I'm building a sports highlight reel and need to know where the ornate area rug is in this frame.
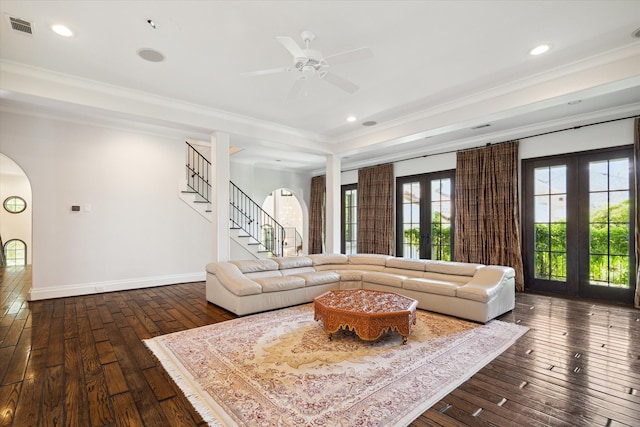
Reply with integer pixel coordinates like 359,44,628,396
144,304,528,426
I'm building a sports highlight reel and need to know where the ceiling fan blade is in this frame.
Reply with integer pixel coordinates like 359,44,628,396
323,47,373,65
276,36,305,58
286,78,306,100
322,72,359,94
241,67,290,77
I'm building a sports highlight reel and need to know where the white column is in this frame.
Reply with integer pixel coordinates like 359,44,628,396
211,131,230,262
325,154,341,254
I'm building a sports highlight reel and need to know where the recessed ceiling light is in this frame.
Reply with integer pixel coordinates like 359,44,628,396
137,48,165,62
51,24,73,37
346,116,357,122
530,44,551,56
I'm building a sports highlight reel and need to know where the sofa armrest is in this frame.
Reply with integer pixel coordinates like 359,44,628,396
456,266,515,302
469,266,515,285
206,262,262,296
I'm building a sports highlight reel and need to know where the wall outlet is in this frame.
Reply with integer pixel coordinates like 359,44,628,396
95,285,105,292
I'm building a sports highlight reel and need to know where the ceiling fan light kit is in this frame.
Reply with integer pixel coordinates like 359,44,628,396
242,30,373,98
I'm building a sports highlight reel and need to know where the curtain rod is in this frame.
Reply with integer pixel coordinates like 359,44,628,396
340,114,639,173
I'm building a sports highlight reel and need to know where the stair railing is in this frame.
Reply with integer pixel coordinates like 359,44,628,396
184,141,294,257
230,182,286,257
283,227,303,256
185,142,211,203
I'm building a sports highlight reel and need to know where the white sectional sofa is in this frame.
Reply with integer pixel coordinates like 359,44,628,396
205,253,516,323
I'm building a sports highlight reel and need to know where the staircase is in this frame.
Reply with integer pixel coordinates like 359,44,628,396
180,141,295,259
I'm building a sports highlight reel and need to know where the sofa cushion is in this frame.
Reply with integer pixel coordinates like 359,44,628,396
385,258,428,271
362,272,406,288
307,254,349,266
230,259,279,273
336,270,363,281
280,266,316,276
318,263,385,272
422,272,473,285
383,267,424,278
294,271,341,287
272,256,313,269
402,278,460,297
244,270,283,280
348,254,391,266
424,261,484,276
254,276,305,293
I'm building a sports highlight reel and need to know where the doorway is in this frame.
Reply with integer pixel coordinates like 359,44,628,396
262,188,304,256
522,146,636,304
0,154,32,267
395,171,455,260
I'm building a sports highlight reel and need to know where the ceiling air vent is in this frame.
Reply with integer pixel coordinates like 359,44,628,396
9,16,33,35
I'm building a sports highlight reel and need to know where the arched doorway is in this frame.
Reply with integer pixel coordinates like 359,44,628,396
262,188,304,256
0,154,32,267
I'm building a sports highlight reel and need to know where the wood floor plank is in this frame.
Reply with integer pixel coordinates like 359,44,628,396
2,266,639,427
41,365,64,427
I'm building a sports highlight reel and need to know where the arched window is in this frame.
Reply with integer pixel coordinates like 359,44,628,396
4,239,27,266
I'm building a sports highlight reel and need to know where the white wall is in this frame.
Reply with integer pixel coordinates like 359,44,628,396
0,111,213,300
342,118,634,182
0,164,32,264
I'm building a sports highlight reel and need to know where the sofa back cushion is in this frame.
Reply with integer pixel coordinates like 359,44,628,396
424,261,484,276
307,254,348,266
422,272,472,285
245,270,283,280
383,267,424,278
272,256,313,269
348,254,391,266
385,258,429,271
230,259,279,273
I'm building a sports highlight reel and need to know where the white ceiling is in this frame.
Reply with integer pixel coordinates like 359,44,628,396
1,1,639,173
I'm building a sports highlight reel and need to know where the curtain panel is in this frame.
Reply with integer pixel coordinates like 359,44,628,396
357,163,394,255
634,118,639,308
454,141,525,291
309,175,325,254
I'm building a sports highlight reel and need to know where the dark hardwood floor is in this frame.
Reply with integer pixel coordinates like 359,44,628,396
1,266,638,426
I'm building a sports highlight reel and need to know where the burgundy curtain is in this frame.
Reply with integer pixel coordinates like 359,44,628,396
454,141,525,291
308,175,325,254
634,118,639,308
357,164,394,255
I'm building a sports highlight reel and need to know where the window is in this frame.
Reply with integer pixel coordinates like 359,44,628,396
4,239,26,266
3,196,26,214
523,146,636,304
341,184,357,254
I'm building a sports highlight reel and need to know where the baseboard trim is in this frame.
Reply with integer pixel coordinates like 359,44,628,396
27,272,206,301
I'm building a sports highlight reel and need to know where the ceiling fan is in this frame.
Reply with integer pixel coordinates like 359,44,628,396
241,30,373,99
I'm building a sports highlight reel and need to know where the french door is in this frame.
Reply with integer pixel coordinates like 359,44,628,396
523,147,636,304
396,171,455,260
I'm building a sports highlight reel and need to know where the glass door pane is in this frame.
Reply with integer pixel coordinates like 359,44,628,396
533,165,567,282
401,181,421,258
587,159,631,289
430,178,452,261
